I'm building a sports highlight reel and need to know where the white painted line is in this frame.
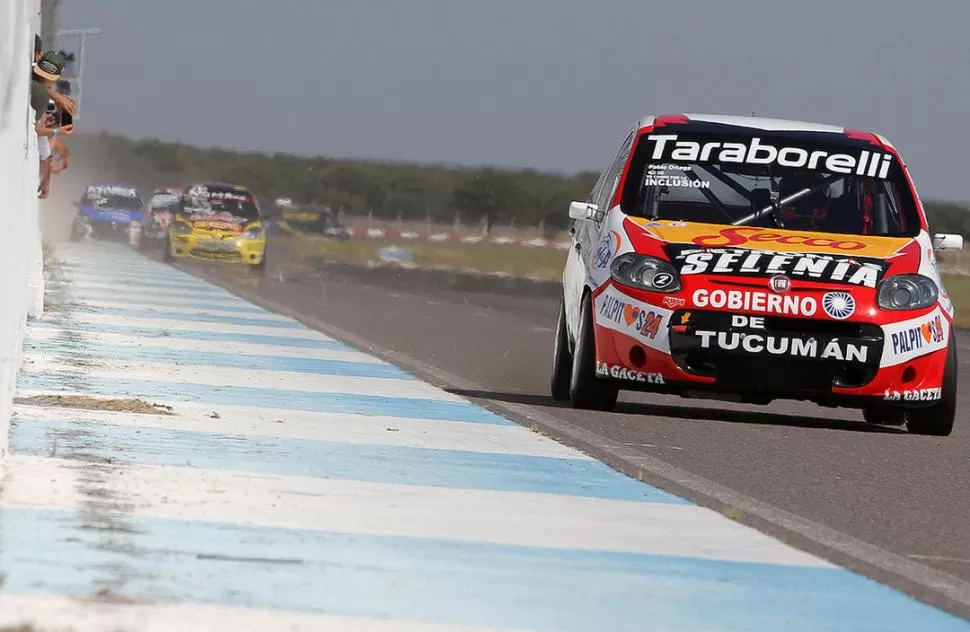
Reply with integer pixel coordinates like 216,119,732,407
25,327,383,364
21,357,456,401
0,594,506,632
36,312,332,339
66,298,297,323
66,268,210,282
11,402,587,459
56,257,167,270
1,455,833,567
52,284,243,305
909,554,970,564
67,291,262,309
51,280,231,299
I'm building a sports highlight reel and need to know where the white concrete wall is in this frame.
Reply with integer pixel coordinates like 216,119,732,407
0,0,44,469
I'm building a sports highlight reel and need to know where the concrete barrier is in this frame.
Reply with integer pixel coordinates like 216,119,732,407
0,0,43,469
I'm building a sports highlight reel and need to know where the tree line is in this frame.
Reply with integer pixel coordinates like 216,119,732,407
71,132,970,238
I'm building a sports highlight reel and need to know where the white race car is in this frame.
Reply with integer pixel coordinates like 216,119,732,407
550,113,964,435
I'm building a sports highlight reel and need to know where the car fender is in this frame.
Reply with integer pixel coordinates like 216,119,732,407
913,230,954,318
562,234,586,341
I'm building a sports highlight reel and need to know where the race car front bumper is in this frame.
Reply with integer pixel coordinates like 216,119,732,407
592,285,950,409
170,233,265,265
75,213,137,240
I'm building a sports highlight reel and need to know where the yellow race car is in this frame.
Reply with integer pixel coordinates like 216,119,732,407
164,182,267,273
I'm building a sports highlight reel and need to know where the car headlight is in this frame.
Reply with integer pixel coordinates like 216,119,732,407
242,227,264,240
609,253,681,293
877,274,939,310
173,221,193,234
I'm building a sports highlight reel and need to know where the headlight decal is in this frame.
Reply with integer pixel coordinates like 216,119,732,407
173,221,194,234
242,226,264,240
876,274,939,311
610,253,682,293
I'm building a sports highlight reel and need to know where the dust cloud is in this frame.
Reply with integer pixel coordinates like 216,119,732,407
38,139,142,244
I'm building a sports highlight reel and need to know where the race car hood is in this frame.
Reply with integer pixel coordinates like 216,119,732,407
617,216,923,288
282,207,323,221
175,211,261,235
624,217,913,259
578,211,943,326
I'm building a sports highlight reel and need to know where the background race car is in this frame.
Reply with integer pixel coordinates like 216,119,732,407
137,187,182,251
271,199,350,239
164,182,267,273
70,182,146,242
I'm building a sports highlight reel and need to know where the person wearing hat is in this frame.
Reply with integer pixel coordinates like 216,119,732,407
31,52,76,198
32,51,76,117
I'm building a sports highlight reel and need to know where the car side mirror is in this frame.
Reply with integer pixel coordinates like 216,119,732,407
569,201,600,222
933,233,964,251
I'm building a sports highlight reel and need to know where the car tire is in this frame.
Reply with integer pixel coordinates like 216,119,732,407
550,295,573,401
906,338,958,436
569,293,618,411
69,216,84,242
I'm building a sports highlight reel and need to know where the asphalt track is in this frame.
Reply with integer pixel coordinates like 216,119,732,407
151,245,970,620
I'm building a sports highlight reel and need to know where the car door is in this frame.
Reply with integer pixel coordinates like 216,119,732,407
563,128,636,337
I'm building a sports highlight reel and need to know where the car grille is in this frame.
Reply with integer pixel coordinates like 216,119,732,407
669,310,884,390
190,249,243,262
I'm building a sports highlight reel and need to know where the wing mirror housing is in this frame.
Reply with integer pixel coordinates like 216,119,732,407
933,233,964,251
569,201,600,222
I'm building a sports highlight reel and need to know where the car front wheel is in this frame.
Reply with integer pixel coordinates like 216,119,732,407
550,296,572,400
569,293,618,411
907,338,958,436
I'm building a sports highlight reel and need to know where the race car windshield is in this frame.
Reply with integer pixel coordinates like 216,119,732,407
625,132,921,237
150,197,179,211
82,192,142,210
182,188,260,220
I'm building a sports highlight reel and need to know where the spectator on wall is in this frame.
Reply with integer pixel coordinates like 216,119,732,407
30,52,75,198
50,79,73,175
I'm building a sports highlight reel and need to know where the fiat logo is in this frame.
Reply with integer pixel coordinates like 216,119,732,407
769,275,791,294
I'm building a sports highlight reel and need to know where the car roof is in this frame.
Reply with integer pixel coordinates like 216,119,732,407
85,181,140,189
636,113,896,149
191,181,252,191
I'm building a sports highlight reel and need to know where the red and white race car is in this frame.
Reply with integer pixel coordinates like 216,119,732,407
551,113,964,435
137,188,183,250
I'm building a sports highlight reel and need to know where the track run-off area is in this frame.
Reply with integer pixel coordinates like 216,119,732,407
1,239,969,630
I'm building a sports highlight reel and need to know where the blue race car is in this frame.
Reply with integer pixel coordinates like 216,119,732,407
70,182,146,242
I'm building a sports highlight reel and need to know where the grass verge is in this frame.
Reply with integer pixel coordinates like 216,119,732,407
943,274,970,328
278,234,566,281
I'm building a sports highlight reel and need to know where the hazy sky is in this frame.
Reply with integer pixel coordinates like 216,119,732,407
59,0,970,202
